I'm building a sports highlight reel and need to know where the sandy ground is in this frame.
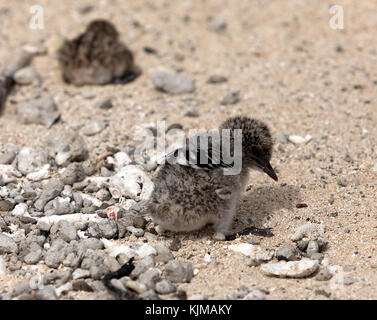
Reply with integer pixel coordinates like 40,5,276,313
0,0,376,299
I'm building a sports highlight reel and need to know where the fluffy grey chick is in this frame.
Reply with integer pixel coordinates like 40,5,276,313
143,116,278,240
58,19,139,86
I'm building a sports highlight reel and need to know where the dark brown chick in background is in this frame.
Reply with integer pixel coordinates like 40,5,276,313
58,19,139,86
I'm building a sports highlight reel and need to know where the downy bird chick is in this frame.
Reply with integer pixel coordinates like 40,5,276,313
58,19,139,86
144,116,278,241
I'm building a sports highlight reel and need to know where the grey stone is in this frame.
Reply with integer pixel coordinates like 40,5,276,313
169,238,181,252
100,167,113,177
316,237,327,252
0,199,15,211
0,217,7,231
13,66,41,85
155,279,176,294
79,204,97,214
36,221,51,232
296,240,309,252
62,241,86,268
0,186,9,197
116,253,130,266
44,197,75,216
337,176,348,187
0,150,17,165
90,265,107,280
0,164,22,185
17,96,60,127
74,220,88,231
125,279,146,293
81,257,96,270
46,131,88,166
34,286,58,300
72,268,91,280
131,256,155,278
23,182,38,199
221,90,240,105
117,215,147,238
103,256,121,272
72,180,89,191
44,239,68,268
184,107,199,117
81,89,96,99
343,264,356,272
72,279,93,292
227,286,255,300
34,179,64,211
307,241,319,256
19,216,37,224
84,182,100,193
209,17,227,32
63,252,79,268
25,234,46,246
138,268,161,289
95,97,113,109
139,289,159,300
61,185,73,198
165,259,193,283
82,160,96,176
60,163,86,185
126,226,144,237
82,122,105,136
144,232,158,242
276,244,297,261
42,270,66,285
17,147,48,175
309,253,324,262
173,290,187,300
23,243,42,264
149,68,195,94
315,289,331,298
96,189,111,201
0,257,6,275
315,267,333,281
0,233,18,254
344,277,358,286
10,281,31,298
72,192,83,211
276,133,289,144
98,219,118,239
50,220,77,242
207,75,227,84
154,242,174,263
81,238,104,250
14,195,25,204
55,283,72,297
243,288,267,300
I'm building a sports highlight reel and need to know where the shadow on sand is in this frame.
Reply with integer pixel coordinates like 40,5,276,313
164,184,302,241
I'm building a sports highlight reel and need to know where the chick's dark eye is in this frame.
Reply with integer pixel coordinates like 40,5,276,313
251,146,260,155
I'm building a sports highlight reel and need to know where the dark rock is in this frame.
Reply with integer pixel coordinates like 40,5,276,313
34,179,64,211
17,96,60,127
50,220,77,242
276,244,298,261
60,163,86,185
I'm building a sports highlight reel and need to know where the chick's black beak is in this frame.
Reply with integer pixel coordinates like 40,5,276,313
263,162,278,181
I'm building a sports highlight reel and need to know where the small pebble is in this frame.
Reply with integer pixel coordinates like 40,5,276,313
221,90,240,105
